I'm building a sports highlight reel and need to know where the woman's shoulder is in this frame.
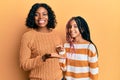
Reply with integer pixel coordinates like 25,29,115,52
51,29,58,34
22,29,35,39
23,29,35,35
51,29,61,37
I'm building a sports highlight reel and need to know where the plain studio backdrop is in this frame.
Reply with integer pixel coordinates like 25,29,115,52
0,0,120,80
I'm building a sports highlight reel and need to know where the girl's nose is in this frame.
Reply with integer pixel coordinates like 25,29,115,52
70,26,74,30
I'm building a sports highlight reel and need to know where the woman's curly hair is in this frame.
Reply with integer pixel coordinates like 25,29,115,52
26,3,57,29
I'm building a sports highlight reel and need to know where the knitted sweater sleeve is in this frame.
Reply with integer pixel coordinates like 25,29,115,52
19,33,43,71
59,53,66,71
88,44,99,80
59,43,67,71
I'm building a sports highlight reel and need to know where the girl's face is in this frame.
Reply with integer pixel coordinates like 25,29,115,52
35,7,48,28
68,19,81,38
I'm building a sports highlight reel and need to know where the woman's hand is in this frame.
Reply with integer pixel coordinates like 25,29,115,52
50,53,66,59
42,53,66,62
42,53,51,62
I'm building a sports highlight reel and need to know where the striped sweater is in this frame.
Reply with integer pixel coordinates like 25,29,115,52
59,43,98,80
19,29,63,80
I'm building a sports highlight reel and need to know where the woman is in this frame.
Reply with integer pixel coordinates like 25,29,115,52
20,3,63,80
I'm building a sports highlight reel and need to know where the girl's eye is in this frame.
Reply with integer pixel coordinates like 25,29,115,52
74,25,78,28
68,26,72,29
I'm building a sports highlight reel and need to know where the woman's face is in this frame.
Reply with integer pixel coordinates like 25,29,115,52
34,7,48,28
68,19,81,38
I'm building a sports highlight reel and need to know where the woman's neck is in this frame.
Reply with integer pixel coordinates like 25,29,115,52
36,27,51,33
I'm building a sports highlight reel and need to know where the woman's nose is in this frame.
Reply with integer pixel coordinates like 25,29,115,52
39,14,43,19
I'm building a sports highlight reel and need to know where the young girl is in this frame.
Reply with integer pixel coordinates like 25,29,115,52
58,16,99,80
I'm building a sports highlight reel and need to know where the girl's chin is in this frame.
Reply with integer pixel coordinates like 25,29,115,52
71,36,76,38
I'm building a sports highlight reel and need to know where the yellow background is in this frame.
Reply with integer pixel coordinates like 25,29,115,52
0,0,120,80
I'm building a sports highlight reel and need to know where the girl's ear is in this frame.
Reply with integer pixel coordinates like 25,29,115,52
80,28,84,33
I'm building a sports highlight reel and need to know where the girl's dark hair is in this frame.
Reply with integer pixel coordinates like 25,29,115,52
66,16,98,56
26,3,57,29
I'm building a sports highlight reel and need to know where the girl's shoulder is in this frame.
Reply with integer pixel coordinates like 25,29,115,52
88,43,97,54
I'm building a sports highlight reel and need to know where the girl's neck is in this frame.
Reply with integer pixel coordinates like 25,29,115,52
73,36,87,44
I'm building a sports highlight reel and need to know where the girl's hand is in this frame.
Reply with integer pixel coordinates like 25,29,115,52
56,45,66,55
56,45,64,52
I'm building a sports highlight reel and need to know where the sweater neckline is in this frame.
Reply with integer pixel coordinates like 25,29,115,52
32,29,54,35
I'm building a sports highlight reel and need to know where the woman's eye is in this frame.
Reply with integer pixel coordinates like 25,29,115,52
43,13,48,16
35,13,39,16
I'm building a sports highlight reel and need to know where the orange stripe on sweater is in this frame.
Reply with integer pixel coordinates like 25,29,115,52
66,48,96,57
